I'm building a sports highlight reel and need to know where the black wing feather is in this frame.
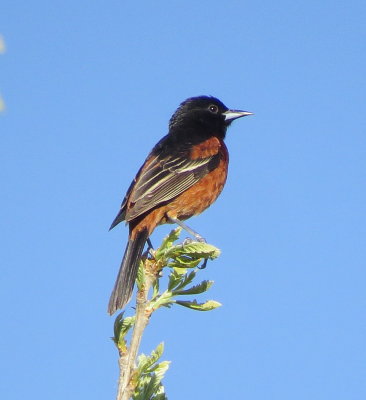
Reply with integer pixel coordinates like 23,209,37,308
125,152,219,221
110,142,220,228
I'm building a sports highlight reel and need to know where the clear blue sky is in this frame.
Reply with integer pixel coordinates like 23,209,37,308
1,1,365,399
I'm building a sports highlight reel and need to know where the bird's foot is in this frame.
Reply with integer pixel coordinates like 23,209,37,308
194,234,206,243
183,237,193,246
181,234,208,268
146,238,156,258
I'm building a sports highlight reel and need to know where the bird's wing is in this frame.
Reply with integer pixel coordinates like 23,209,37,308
124,150,220,221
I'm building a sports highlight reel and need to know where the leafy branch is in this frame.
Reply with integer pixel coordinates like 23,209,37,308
111,228,221,400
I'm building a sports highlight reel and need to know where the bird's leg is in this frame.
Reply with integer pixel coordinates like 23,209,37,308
147,238,154,250
167,216,206,243
146,238,155,257
168,216,208,269
182,237,193,246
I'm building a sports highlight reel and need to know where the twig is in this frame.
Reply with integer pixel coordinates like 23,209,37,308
117,262,155,400
112,229,222,399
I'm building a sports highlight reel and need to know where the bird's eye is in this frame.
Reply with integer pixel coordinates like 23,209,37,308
208,104,219,114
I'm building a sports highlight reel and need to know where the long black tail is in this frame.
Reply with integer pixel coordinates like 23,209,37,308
108,228,149,315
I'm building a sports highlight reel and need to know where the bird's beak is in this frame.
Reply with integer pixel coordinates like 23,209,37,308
223,109,254,122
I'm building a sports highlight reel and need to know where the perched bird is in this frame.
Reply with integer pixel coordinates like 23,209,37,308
108,96,252,315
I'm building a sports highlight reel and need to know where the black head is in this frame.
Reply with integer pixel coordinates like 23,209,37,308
168,96,252,140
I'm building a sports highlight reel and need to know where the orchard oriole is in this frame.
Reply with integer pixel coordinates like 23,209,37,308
108,96,252,315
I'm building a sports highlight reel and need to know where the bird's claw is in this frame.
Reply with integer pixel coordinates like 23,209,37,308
183,237,193,245
195,235,206,243
183,236,206,245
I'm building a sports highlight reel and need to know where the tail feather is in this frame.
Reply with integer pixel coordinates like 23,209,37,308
108,228,149,315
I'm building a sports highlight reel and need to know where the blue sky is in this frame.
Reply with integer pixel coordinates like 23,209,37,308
1,1,365,399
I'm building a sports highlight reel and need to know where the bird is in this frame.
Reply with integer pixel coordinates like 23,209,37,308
108,96,252,315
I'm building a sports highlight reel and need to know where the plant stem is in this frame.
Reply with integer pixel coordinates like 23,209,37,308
117,268,154,400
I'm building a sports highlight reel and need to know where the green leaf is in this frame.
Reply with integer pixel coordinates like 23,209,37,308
175,299,222,311
183,242,221,259
167,267,190,291
136,259,145,290
172,266,187,275
173,280,213,296
120,316,136,336
151,276,160,299
112,311,125,343
168,255,202,269
112,313,136,352
149,290,174,310
167,269,181,291
165,242,220,260
154,394,168,400
113,313,135,340
172,270,196,291
137,342,164,374
154,228,182,260
150,360,170,378
133,375,167,400
134,343,170,400
133,375,156,400
114,316,136,345
113,311,125,340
